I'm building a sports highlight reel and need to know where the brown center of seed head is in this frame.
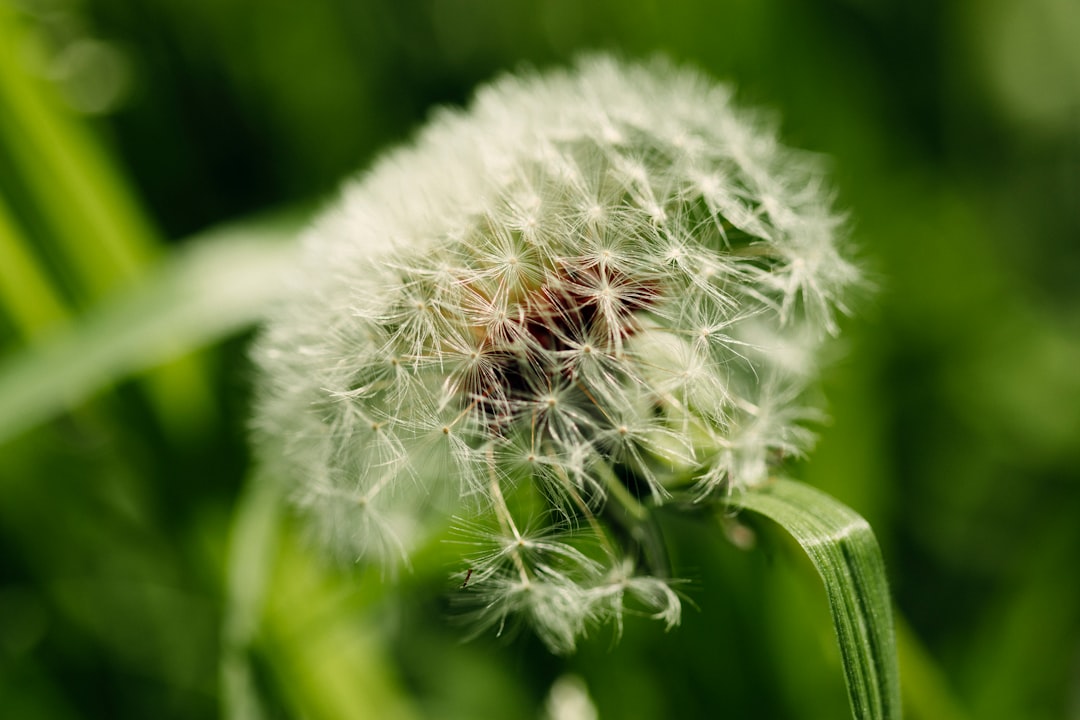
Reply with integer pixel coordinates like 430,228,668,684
471,257,661,422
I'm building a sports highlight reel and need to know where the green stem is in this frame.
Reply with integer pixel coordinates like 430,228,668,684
591,460,671,578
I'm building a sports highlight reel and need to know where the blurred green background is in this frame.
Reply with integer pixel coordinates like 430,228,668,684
2,0,1079,718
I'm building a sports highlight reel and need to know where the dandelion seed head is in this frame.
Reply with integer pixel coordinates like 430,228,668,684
252,55,858,653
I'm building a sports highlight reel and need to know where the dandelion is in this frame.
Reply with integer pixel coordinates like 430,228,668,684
252,55,859,653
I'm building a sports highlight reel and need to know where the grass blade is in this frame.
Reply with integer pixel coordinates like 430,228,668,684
0,213,302,446
0,4,156,293
2,5,229,436
222,472,282,720
731,478,902,720
0,192,70,337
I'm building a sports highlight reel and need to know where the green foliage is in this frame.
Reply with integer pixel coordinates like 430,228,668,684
0,213,301,444
2,0,1078,718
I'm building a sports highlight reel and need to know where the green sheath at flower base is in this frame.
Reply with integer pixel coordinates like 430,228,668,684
252,56,859,653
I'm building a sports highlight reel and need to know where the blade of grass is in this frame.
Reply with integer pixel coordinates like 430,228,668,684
0,192,70,338
895,615,969,720
222,471,282,720
731,478,902,720
262,520,421,720
223,471,421,720
0,212,303,446
0,4,155,293
0,5,213,436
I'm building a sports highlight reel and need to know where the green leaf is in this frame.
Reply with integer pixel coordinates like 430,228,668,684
1,3,216,436
0,192,70,337
0,212,303,446
1,3,158,295
731,479,902,720
222,472,282,720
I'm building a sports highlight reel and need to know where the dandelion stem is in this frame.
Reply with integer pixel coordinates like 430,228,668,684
591,460,647,522
591,461,670,577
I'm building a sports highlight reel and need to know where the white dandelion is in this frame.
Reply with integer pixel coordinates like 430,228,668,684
252,55,858,653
